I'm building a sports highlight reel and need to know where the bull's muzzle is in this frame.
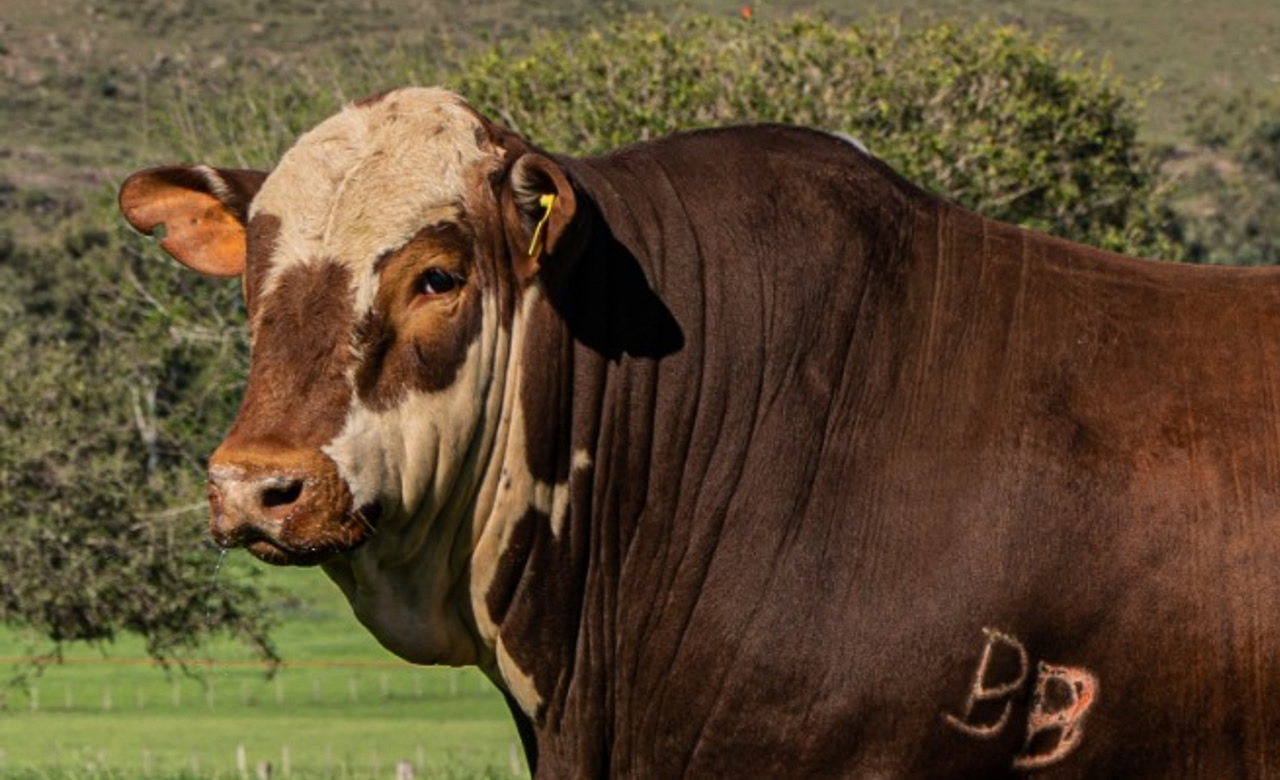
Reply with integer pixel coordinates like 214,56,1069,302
206,446,374,566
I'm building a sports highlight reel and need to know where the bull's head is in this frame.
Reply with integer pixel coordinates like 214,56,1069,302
119,88,583,670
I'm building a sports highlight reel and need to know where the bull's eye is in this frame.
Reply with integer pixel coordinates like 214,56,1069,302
417,268,463,296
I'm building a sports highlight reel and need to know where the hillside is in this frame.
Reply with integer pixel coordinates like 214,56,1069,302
3,0,1278,210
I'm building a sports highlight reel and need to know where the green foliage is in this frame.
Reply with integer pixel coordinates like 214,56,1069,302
163,13,1184,258
1173,88,1280,266
462,15,1185,257
0,190,275,664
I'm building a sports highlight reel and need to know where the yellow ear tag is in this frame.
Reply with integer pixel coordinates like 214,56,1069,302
527,193,557,257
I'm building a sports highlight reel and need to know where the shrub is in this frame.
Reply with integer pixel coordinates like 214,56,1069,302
163,13,1185,258
1173,88,1280,266
0,196,277,667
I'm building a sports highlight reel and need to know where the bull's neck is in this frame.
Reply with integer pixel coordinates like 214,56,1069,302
466,282,578,713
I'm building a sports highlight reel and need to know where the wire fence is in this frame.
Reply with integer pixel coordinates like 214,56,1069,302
0,661,522,778
7,663,492,714
0,740,526,779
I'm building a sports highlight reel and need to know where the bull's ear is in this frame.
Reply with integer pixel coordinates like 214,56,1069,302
118,165,267,277
500,153,583,279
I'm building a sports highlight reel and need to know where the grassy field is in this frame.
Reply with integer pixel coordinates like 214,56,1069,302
0,558,525,779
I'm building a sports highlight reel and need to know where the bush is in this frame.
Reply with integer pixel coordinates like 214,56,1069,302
0,196,277,666
1173,88,1280,266
163,13,1185,258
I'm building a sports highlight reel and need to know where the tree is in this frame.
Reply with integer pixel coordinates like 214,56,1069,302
0,191,278,666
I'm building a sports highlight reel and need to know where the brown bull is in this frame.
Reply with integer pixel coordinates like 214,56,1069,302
120,87,1280,778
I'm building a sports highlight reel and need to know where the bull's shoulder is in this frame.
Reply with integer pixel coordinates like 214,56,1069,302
562,123,942,277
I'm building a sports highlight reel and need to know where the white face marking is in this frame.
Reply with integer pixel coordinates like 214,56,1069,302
230,87,505,665
249,87,500,315
322,297,500,526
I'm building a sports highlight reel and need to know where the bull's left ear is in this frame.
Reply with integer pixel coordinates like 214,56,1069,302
118,165,267,277
501,153,583,279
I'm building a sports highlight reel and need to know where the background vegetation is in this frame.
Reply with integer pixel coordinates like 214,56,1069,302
2,0,1279,777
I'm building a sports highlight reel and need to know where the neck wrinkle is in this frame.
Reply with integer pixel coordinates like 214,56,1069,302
466,284,563,668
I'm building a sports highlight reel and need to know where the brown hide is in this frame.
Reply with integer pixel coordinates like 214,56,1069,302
494,125,1280,778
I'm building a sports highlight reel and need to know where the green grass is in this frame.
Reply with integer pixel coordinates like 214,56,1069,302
0,557,526,779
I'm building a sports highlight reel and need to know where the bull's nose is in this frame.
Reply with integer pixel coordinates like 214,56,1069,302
202,446,363,563
207,466,307,545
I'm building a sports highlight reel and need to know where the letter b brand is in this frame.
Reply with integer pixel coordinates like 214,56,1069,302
1013,663,1098,770
943,628,1029,738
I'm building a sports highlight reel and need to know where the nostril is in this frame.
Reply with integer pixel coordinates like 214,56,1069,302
262,480,304,510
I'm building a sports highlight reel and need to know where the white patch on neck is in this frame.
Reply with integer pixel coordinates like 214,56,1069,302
496,636,540,717
464,287,596,713
470,287,563,626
